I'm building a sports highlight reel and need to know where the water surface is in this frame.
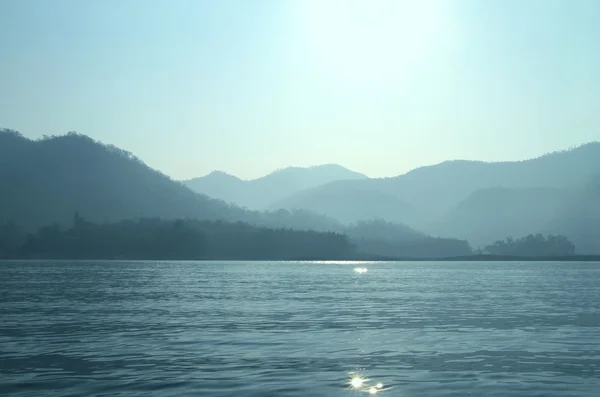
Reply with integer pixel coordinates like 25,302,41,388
1,261,599,396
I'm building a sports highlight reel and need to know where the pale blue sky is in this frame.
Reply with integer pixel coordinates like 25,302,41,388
1,0,599,180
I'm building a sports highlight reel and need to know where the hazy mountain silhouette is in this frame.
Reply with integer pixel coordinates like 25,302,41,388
184,170,246,204
431,176,600,253
0,130,247,229
546,175,600,254
4,128,596,255
184,164,367,209
0,129,342,232
275,143,600,230
0,129,466,258
345,219,472,258
271,182,421,225
432,187,570,248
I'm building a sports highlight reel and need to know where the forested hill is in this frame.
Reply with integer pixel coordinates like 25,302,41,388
0,130,343,232
0,129,240,229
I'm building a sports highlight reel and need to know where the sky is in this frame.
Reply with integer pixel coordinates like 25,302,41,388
1,0,599,180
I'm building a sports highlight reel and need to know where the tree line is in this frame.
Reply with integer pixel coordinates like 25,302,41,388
0,215,481,260
0,214,355,260
0,214,581,260
483,234,576,257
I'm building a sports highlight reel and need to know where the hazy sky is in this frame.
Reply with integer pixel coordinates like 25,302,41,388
1,0,599,180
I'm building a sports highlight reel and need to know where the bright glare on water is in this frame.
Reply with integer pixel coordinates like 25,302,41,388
1,260,600,396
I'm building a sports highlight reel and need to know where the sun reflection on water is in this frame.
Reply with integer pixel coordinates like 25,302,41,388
347,372,388,394
348,372,368,389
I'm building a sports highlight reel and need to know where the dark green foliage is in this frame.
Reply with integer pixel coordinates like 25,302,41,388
484,234,576,256
2,216,355,260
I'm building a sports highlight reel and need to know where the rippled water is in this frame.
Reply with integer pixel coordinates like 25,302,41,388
1,261,600,396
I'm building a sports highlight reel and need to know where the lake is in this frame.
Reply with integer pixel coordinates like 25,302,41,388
1,261,599,396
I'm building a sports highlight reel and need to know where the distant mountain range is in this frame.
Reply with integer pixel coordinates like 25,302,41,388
272,143,600,223
2,128,598,254
183,164,367,209
0,129,471,258
186,142,600,253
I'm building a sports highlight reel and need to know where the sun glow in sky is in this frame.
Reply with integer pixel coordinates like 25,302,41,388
1,0,599,179
295,0,451,89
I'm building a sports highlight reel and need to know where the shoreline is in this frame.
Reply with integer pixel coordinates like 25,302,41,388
2,254,600,262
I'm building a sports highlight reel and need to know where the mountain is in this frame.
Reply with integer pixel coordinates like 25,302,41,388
433,176,600,253
271,182,421,225
0,129,343,232
274,143,600,229
432,187,570,248
0,130,245,229
0,128,475,258
184,164,367,209
345,219,472,258
5,128,594,255
400,143,600,215
546,176,600,254
184,170,246,205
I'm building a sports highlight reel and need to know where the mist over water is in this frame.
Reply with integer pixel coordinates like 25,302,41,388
1,261,599,396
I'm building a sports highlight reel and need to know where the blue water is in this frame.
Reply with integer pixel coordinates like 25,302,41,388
1,261,599,396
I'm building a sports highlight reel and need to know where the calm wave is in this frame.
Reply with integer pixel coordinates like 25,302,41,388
1,261,599,396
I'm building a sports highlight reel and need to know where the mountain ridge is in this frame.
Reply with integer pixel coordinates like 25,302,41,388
3,128,598,253
184,163,367,209
275,142,600,226
0,128,476,258
0,129,350,233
